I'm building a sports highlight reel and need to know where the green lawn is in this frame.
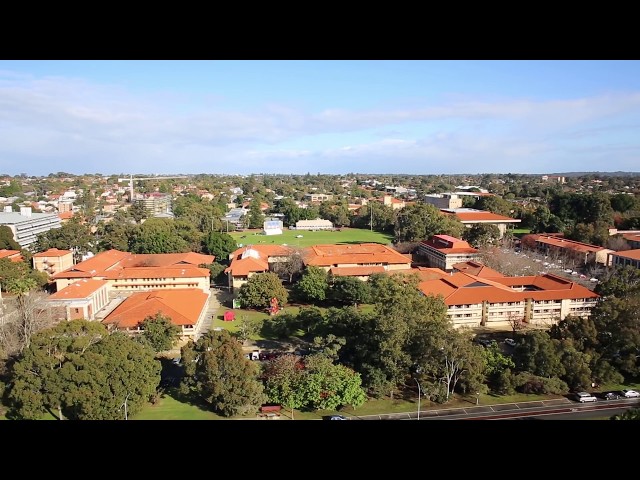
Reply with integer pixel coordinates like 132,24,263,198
228,227,393,248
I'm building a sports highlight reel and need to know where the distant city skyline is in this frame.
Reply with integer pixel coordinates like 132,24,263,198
1,60,640,176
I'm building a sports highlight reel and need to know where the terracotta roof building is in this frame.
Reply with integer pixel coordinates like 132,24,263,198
417,235,480,271
608,249,640,270
304,243,412,278
440,208,521,238
524,234,614,266
621,232,640,249
102,288,210,340
225,244,293,292
32,247,73,276
0,248,23,262
52,249,214,294
48,279,110,321
418,271,599,329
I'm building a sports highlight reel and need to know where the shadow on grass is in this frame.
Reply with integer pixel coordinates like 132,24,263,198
162,386,219,415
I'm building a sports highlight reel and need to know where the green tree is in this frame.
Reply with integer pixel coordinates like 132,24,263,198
595,265,640,298
611,408,640,420
513,330,564,379
463,223,501,248
179,330,266,417
474,196,513,216
329,275,371,307
4,320,160,420
234,315,262,346
128,202,148,223
138,312,181,353
394,203,465,243
261,353,306,419
247,199,264,229
203,232,237,262
32,217,93,262
129,218,190,254
0,226,20,250
295,266,329,302
237,272,288,310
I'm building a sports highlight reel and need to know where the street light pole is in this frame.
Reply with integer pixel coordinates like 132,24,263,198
415,378,422,420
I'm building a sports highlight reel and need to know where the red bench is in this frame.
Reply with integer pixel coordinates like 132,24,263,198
260,405,282,413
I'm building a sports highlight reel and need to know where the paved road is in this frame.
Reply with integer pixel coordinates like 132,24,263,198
194,287,224,341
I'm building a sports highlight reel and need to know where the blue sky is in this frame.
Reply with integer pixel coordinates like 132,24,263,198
0,60,639,176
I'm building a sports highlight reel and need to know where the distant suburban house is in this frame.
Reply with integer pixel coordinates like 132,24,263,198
417,271,599,329
541,175,566,184
263,218,283,236
304,193,333,202
303,243,412,279
102,288,210,341
32,247,74,276
440,208,521,238
417,235,481,271
225,244,293,292
294,219,333,230
223,207,248,229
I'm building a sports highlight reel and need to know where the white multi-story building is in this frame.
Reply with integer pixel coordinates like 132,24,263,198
0,206,61,249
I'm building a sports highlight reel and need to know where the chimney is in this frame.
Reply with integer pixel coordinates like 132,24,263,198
3,205,12,213
20,206,32,217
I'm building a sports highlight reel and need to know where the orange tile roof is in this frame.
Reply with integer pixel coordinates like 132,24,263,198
442,210,521,223
420,237,478,254
52,249,214,280
33,248,72,257
102,289,208,328
118,252,215,268
0,249,23,262
533,235,608,253
304,243,411,267
392,267,450,282
329,266,386,276
452,261,504,278
103,265,211,280
49,279,109,299
224,256,269,276
58,212,74,220
418,272,598,306
611,249,640,261
229,244,292,259
621,233,640,242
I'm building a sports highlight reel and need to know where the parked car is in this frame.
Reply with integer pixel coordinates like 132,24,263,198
504,338,517,347
602,392,621,400
329,415,347,420
572,392,598,403
622,389,640,398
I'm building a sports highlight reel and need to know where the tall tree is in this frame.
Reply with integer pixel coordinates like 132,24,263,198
138,312,181,353
295,266,329,302
394,203,465,243
203,232,237,262
4,320,160,420
179,330,266,417
237,272,289,310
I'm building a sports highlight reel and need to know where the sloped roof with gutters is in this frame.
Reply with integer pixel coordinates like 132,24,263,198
390,267,449,282
49,279,108,300
33,248,72,257
0,249,23,262
529,235,609,254
418,272,598,306
225,244,292,276
52,249,214,280
452,261,504,278
103,265,210,280
103,289,208,328
440,208,522,224
420,236,478,255
610,249,640,261
304,243,411,267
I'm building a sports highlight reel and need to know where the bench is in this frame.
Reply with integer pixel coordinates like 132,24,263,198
260,405,282,413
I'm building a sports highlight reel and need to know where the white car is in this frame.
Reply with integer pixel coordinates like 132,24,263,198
504,338,517,347
622,389,640,398
573,392,598,403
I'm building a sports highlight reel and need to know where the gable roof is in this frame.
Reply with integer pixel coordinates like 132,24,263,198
452,261,504,278
418,271,598,306
103,288,208,328
610,249,640,261
0,249,23,262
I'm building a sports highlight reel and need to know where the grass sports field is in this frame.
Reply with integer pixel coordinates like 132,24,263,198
227,227,393,248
